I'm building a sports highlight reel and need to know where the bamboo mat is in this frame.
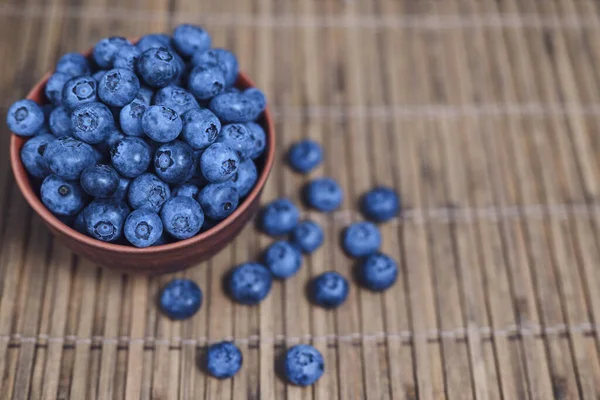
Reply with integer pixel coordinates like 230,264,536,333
3,0,600,398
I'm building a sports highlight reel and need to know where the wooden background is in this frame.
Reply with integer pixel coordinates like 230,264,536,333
2,0,600,398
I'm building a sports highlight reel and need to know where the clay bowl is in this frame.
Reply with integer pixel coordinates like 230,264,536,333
10,55,275,274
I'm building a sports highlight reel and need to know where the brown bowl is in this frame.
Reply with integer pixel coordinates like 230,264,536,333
10,61,275,274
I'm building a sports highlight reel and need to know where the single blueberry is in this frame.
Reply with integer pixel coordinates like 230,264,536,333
181,108,220,150
199,143,240,183
80,164,120,198
159,279,203,319
342,222,381,258
264,241,302,279
191,48,239,87
160,196,204,240
49,106,72,137
142,105,183,143
197,182,239,221
136,34,172,53
245,122,266,160
71,102,115,144
62,76,97,110
304,177,343,212
113,44,142,71
243,88,266,114
188,63,225,100
41,175,87,217
135,85,154,105
111,175,131,201
153,140,195,184
172,24,211,58
291,220,324,254
172,183,200,198
209,91,259,123
124,208,164,248
6,99,45,137
217,123,253,160
44,136,96,180
83,198,130,242
361,187,401,223
231,159,257,198
137,47,180,88
288,139,323,174
110,137,152,178
20,134,55,179
98,68,140,107
45,72,71,105
284,345,325,387
205,342,243,379
228,263,272,305
56,53,90,77
309,271,349,309
92,37,130,69
260,198,300,237
128,173,171,213
154,85,199,116
120,101,147,137
358,253,399,291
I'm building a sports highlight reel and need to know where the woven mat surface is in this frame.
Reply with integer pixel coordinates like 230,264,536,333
2,0,600,398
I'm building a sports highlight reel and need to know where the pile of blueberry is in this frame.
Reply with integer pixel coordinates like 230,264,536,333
159,139,401,386
7,25,268,247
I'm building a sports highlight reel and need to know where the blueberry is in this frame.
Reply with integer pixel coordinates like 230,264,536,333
124,208,164,247
188,63,225,100
206,342,243,379
217,123,253,160
160,196,204,240
62,76,97,110
309,271,349,309
6,99,45,137
288,139,323,173
181,108,220,150
128,173,171,213
154,85,199,115
197,182,239,221
73,211,86,233
41,175,87,217
199,143,240,183
44,137,95,180
92,37,130,69
191,49,239,87
172,183,200,198
45,72,71,105
110,137,152,178
71,102,115,144
153,140,195,184
284,345,325,387
136,34,172,53
172,24,212,58
342,222,381,258
120,101,147,137
137,47,180,88
100,128,126,153
80,164,120,198
135,86,154,105
361,187,401,223
291,220,324,254
20,134,55,179
159,278,202,319
228,263,272,305
153,231,171,246
260,198,299,237
305,177,343,212
93,70,107,82
142,105,182,143
56,53,90,77
264,241,302,279
358,253,398,291
49,106,72,137
111,176,131,201
231,159,257,198
243,88,266,114
83,198,130,242
98,68,140,107
209,91,259,123
245,122,266,160
113,44,142,71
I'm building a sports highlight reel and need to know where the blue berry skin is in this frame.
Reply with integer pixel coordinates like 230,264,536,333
44,137,95,180
120,101,147,137
153,231,171,246
192,49,239,87
260,198,300,237
181,108,220,150
188,63,225,100
136,34,172,53
284,345,325,387
342,222,381,258
159,279,202,319
209,91,259,123
93,70,107,82
361,187,400,223
245,122,267,160
73,211,86,233
142,105,183,143
111,176,131,201
217,123,253,160
49,106,72,137
83,198,130,242
154,85,199,116
45,72,71,105
206,342,243,379
41,175,87,217
98,68,140,107
137,47,180,88
124,208,164,247
80,164,120,198
135,86,154,105
56,53,90,77
264,241,302,279
172,24,212,58
291,220,324,254
104,128,126,150
199,143,240,183
172,183,200,198
243,88,266,114
305,177,343,212
358,253,398,291
197,182,239,221
113,44,142,71
71,102,115,144
110,137,152,178
160,196,204,240
153,140,195,184
20,134,55,179
288,140,323,174
7,99,45,137
231,159,257,198
128,173,171,213
62,76,97,110
310,271,349,309
228,263,272,305
92,37,130,69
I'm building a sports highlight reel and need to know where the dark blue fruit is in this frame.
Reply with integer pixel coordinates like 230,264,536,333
113,44,142,71
62,76,97,110
291,220,324,254
361,186,401,223
191,48,239,87
231,159,257,198
120,101,147,137
7,99,45,137
124,208,164,247
197,182,239,221
98,68,141,107
153,140,195,184
288,139,323,174
209,91,259,123
309,271,349,309
284,345,325,386
142,105,182,143
199,142,239,183
172,24,212,58
228,263,272,305
181,108,220,150
49,106,72,137
80,164,120,198
264,240,302,279
342,222,381,258
43,136,96,180
41,175,87,217
83,198,130,242
93,36,130,69
71,102,115,144
21,134,55,179
217,123,253,160
260,198,299,237
110,137,152,178
160,196,204,240
154,85,199,116
206,342,243,379
56,52,90,77
128,173,171,212
187,63,225,100
45,72,71,105
358,253,399,291
305,177,343,212
137,47,180,88
172,183,200,198
159,279,203,320
245,122,266,160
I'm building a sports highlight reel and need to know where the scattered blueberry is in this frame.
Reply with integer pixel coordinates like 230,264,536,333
197,182,239,221
231,158,257,198
209,91,259,123
188,63,225,100
124,208,164,247
288,139,323,173
228,263,272,305
357,253,398,291
172,24,212,58
361,186,400,223
284,345,325,387
159,278,203,319
172,183,200,198
49,106,72,137
260,198,299,236
342,222,381,258
206,342,243,379
20,134,55,179
154,140,195,184
120,101,147,137
217,123,253,160
62,76,97,110
56,52,90,77
71,102,115,144
128,173,171,212
45,72,71,105
291,220,324,254
199,142,240,183
111,176,131,201
264,241,302,279
245,122,266,160
137,47,180,88
98,68,140,107
192,48,239,87
142,105,182,143
83,198,130,242
305,177,343,212
136,33,172,53
154,85,199,115
181,108,220,150
41,175,87,217
309,271,349,309
93,37,130,69
160,196,204,240
80,164,120,198
44,136,95,180
7,99,45,137
113,44,142,71
110,137,152,178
